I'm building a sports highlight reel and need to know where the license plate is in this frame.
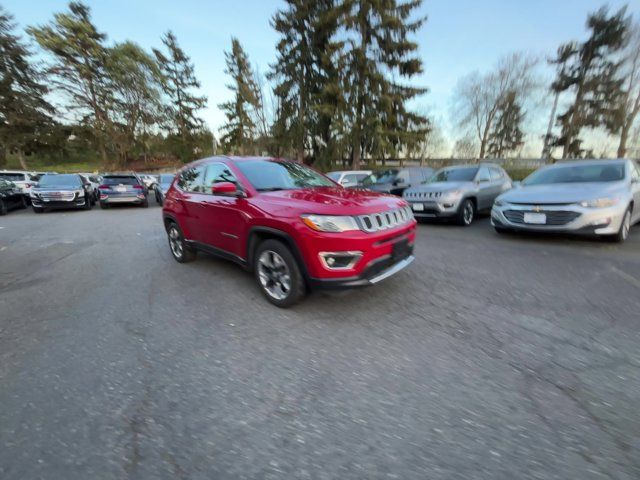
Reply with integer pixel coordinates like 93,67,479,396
116,186,127,192
412,203,424,211
524,212,546,224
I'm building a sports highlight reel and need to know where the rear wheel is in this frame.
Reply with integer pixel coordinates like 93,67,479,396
19,196,28,209
254,239,305,308
0,199,6,215
167,223,196,263
455,199,475,226
141,198,149,208
83,193,92,210
609,208,632,243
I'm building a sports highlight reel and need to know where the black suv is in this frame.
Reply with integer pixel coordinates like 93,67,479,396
0,179,28,215
362,167,434,196
30,174,95,213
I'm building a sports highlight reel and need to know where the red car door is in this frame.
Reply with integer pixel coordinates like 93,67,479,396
199,162,248,258
175,164,208,242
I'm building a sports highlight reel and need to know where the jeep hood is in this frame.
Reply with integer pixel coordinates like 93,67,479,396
259,186,406,215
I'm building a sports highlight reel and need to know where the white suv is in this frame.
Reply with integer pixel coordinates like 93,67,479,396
0,171,38,196
326,170,372,188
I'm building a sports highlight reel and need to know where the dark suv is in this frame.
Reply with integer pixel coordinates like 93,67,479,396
162,157,417,307
30,174,95,212
361,167,434,196
0,179,28,214
98,174,149,208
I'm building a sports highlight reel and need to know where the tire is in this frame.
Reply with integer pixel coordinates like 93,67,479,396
608,207,632,243
141,198,149,208
32,206,43,214
156,192,163,206
83,194,92,210
19,196,28,209
254,239,305,308
0,199,6,216
167,223,196,263
100,202,109,209
455,198,475,226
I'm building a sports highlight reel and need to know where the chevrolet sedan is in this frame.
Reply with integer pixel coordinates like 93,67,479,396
491,159,640,242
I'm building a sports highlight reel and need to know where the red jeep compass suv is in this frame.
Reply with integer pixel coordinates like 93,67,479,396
162,157,416,307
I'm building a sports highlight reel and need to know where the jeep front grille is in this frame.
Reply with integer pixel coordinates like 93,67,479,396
358,206,414,233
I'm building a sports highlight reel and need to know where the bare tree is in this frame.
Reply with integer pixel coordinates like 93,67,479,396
451,52,538,160
452,135,478,159
618,22,640,158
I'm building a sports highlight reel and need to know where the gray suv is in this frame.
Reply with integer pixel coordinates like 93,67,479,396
403,164,512,225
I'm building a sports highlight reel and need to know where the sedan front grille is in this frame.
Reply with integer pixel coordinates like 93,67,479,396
358,206,414,233
504,209,581,226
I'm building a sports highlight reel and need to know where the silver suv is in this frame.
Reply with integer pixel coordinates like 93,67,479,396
403,164,512,225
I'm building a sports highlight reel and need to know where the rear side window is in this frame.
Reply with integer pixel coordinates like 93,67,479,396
103,176,139,186
477,167,491,182
177,165,207,192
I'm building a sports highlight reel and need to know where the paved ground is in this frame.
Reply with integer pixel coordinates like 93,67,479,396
1,203,639,480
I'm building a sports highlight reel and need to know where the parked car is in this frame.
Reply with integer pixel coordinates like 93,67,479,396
361,167,434,196
162,157,416,307
326,170,372,188
79,173,103,201
0,170,38,197
403,163,512,225
154,173,176,205
491,159,640,242
30,174,95,213
98,173,149,208
139,174,158,190
0,179,28,215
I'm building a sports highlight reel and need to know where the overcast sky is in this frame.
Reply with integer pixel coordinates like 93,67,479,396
6,0,640,155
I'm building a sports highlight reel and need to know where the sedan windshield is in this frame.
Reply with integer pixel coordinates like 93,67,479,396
39,174,81,187
0,173,26,182
429,167,478,183
235,160,334,191
523,163,625,186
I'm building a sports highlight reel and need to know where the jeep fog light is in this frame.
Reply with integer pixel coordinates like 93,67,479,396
319,251,362,270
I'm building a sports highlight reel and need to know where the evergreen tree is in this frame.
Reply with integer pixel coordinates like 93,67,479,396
28,1,113,163
269,0,345,165
0,7,54,168
218,38,261,155
487,91,524,158
153,31,207,161
551,6,630,158
344,0,428,169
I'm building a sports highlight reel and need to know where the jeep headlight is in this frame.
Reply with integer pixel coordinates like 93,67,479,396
579,197,619,208
444,189,462,200
301,214,359,232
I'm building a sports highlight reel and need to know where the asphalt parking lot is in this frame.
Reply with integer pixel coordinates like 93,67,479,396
1,204,639,480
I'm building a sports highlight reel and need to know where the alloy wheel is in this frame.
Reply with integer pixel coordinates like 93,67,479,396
169,227,183,258
463,201,474,225
622,211,630,241
257,250,292,301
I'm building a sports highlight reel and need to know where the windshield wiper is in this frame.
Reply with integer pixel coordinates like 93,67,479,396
257,187,286,192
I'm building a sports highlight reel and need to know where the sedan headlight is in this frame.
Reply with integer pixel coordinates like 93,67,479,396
301,214,359,232
579,197,619,208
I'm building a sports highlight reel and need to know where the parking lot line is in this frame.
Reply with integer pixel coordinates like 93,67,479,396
610,266,640,290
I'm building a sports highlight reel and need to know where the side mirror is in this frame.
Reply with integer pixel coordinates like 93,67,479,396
211,181,240,196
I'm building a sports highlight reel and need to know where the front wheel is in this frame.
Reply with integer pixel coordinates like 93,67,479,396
608,208,632,243
0,199,6,216
167,223,196,263
254,239,305,308
455,199,475,226
83,194,93,210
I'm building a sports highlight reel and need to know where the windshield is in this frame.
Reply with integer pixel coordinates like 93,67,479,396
235,160,334,191
429,167,478,183
159,174,175,183
0,173,26,182
103,176,140,186
523,163,625,186
39,174,82,187
362,169,399,186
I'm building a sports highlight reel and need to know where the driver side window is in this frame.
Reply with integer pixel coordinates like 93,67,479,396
476,167,491,182
204,163,237,191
